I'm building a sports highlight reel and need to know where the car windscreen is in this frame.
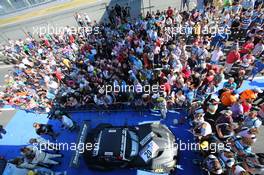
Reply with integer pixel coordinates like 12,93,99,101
125,130,139,160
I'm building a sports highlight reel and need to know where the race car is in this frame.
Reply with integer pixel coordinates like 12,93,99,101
84,122,178,174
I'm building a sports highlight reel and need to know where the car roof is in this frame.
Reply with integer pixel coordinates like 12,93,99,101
98,128,123,157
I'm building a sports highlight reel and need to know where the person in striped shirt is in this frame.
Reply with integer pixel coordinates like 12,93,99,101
240,13,252,39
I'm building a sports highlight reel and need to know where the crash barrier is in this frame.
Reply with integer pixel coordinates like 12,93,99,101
52,102,152,117
48,100,186,118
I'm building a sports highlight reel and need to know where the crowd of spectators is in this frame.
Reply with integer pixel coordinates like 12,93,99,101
0,2,264,114
0,0,264,174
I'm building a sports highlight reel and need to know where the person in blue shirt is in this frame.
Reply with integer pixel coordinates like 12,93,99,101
243,111,262,128
210,32,227,51
249,58,264,81
218,77,238,97
184,86,195,105
129,54,143,70
232,135,253,156
223,77,238,90
88,51,95,62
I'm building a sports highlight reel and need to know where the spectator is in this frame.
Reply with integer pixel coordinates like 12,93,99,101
210,46,224,65
216,123,234,139
0,125,6,139
240,38,255,56
231,136,254,156
11,157,39,169
243,111,262,128
193,121,212,139
219,77,237,96
33,123,59,140
249,58,264,81
232,69,246,88
219,149,236,168
216,110,234,124
29,138,59,152
231,165,249,175
20,146,62,167
257,103,264,122
237,127,258,143
240,88,263,102
231,100,244,122
58,114,78,131
203,154,223,174
220,90,238,107
181,0,190,11
225,46,241,74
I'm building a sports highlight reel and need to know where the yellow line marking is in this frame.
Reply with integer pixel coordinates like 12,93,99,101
0,0,97,26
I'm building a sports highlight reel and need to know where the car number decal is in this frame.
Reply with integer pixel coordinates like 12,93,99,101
140,140,159,162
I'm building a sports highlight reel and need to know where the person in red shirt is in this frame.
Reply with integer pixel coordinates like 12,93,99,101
44,39,51,48
69,35,75,44
225,46,240,73
202,70,215,86
240,38,254,56
182,66,192,79
54,70,63,82
241,100,252,113
167,6,173,18
163,82,171,96
81,43,92,55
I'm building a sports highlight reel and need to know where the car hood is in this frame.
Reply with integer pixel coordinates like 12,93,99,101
132,123,177,168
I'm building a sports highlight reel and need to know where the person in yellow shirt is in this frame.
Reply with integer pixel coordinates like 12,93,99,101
62,58,71,69
221,90,238,106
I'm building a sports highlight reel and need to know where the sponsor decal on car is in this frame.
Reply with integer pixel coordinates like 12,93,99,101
140,132,155,146
139,140,159,162
154,168,164,173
